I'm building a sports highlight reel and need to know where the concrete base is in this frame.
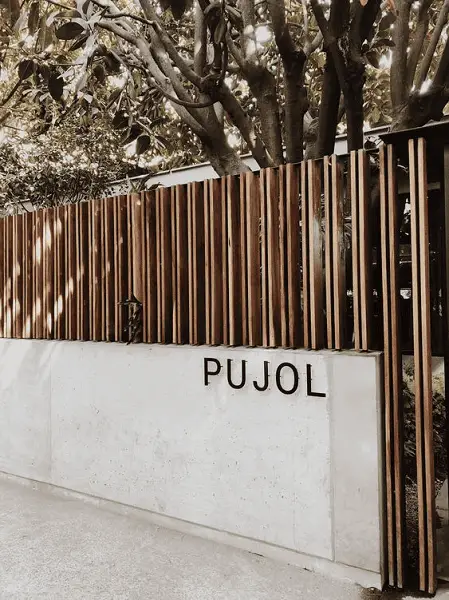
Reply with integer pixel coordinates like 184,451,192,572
0,340,385,588
0,470,383,590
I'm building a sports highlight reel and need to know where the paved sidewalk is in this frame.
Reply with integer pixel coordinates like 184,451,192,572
0,477,446,600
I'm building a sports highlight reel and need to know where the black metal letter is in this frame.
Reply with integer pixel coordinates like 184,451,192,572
227,359,247,389
204,358,221,386
275,363,299,395
306,363,326,397
253,360,270,392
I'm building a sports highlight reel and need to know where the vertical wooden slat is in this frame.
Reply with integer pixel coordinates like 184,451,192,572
210,179,223,345
22,215,29,338
131,194,144,342
53,208,60,339
308,160,324,350
227,175,242,346
188,184,194,343
44,209,54,339
388,145,405,589
417,138,436,594
4,216,9,338
194,182,206,345
175,185,189,344
409,137,436,594
409,139,426,590
0,219,4,338
127,195,133,301
260,170,269,346
222,178,229,345
324,157,333,348
10,216,17,338
380,145,396,587
279,165,288,347
176,185,189,344
350,151,361,350
14,215,23,338
286,163,301,348
156,190,162,343
80,202,89,340
104,198,115,341
240,173,248,346
54,207,64,340
99,199,106,341
90,200,102,341
160,188,173,343
170,187,178,343
113,198,119,340
358,150,371,350
381,144,405,588
35,210,44,339
246,171,261,346
266,168,281,347
27,212,34,339
331,156,346,349
301,161,310,348
204,181,211,345
145,191,157,343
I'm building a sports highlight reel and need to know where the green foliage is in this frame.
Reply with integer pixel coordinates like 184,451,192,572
403,363,447,482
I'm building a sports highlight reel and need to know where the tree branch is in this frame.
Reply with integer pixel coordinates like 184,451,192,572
406,0,433,92
217,83,272,167
416,0,449,89
391,0,412,108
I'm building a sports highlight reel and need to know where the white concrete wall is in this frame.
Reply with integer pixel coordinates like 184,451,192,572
0,340,385,587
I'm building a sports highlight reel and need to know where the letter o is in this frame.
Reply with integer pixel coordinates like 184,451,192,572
275,362,299,395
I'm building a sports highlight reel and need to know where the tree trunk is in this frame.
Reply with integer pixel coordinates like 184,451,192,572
247,67,284,165
283,57,308,162
344,61,365,152
316,55,341,157
202,139,251,176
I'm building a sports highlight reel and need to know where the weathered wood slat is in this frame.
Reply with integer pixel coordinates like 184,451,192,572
204,181,211,345
331,156,345,350
104,198,115,341
160,188,173,344
131,194,144,343
260,170,269,347
308,160,324,350
324,158,333,349
24,213,33,339
246,171,261,346
279,165,288,347
286,163,301,348
240,173,248,346
416,138,436,595
145,191,158,344
188,182,205,345
409,137,437,594
301,161,310,348
222,178,229,346
176,185,189,344
350,151,361,351
0,219,4,338
266,168,281,347
380,145,396,587
227,175,242,347
210,179,223,345
358,150,371,350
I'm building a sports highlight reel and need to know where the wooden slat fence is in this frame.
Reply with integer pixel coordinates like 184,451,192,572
0,143,438,593
0,157,353,349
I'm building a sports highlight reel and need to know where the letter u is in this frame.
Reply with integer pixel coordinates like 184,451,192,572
227,359,247,389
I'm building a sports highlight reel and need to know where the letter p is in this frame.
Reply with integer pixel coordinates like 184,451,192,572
204,358,221,386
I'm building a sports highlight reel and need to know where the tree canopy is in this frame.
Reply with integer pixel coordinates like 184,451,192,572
1,0,449,193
